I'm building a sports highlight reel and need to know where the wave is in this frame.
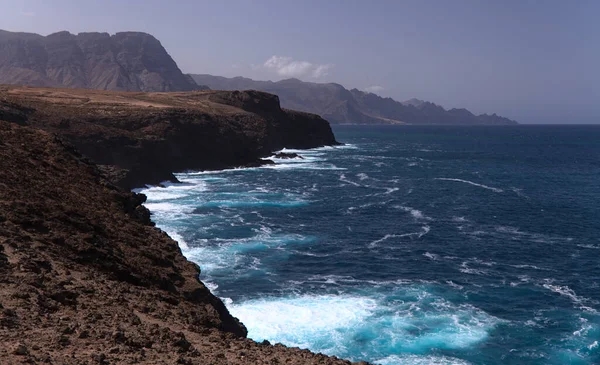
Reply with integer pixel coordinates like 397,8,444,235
368,226,430,248
369,234,399,248
339,173,362,187
542,281,598,313
194,199,308,209
263,162,345,171
277,144,358,154
228,288,501,362
577,244,600,250
164,230,189,250
393,205,432,220
510,187,529,199
424,252,440,261
375,354,472,365
459,261,490,276
434,178,504,193
183,231,316,278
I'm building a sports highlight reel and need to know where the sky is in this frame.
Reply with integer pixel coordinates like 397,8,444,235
1,0,599,124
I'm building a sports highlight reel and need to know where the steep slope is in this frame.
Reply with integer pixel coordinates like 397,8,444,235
0,86,338,190
0,30,205,92
191,74,518,125
0,120,363,365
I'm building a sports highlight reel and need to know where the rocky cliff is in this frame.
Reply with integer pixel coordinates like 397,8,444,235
0,30,204,92
191,74,518,125
0,86,338,190
0,120,361,364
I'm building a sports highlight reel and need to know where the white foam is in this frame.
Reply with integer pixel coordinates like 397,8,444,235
357,173,369,180
229,290,500,361
424,252,440,261
510,187,529,199
263,162,345,171
459,262,489,276
446,281,464,290
229,295,377,349
368,226,430,248
204,281,219,292
542,281,597,313
383,187,399,194
393,205,432,220
434,178,504,193
339,173,362,186
369,234,399,248
164,230,189,250
143,202,190,214
375,354,472,365
577,244,600,250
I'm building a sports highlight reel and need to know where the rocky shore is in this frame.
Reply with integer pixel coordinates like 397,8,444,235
0,87,363,364
0,86,339,190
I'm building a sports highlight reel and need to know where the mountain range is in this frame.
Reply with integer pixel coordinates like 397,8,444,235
191,74,518,125
0,30,204,92
0,29,516,124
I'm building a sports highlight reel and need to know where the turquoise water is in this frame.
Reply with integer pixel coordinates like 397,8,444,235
139,125,600,364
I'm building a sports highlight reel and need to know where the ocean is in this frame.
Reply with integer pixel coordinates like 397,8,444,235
138,125,600,364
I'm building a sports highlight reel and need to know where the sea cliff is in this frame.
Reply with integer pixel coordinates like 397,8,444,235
0,86,338,190
0,87,361,364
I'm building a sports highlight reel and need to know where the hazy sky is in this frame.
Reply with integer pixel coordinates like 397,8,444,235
1,0,599,124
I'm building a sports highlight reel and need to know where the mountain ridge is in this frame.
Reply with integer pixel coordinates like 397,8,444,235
0,29,206,92
190,74,518,125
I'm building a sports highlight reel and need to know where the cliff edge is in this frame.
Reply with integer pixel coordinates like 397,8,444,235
0,86,339,190
0,121,357,364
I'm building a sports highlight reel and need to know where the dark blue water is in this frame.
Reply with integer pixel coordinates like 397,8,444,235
139,125,600,364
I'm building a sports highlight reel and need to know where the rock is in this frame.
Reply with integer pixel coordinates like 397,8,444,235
0,106,365,365
173,336,192,352
13,343,28,355
272,152,303,159
0,86,338,190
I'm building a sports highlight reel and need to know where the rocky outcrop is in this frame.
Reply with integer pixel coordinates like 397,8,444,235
191,74,519,125
0,30,205,92
0,120,362,364
0,86,339,190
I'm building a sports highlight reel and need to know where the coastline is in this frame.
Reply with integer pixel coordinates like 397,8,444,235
0,87,370,364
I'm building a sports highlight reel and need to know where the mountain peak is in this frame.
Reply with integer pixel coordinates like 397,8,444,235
0,29,204,92
402,98,426,108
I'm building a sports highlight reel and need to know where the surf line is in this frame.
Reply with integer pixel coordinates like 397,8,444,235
434,178,503,193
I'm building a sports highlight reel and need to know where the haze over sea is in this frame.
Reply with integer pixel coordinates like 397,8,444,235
139,125,600,364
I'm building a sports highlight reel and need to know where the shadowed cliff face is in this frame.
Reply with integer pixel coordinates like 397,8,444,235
0,86,339,190
0,30,205,92
0,121,362,364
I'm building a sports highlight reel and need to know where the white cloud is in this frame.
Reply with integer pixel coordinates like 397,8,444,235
264,56,332,79
312,64,332,78
364,85,385,94
19,11,35,17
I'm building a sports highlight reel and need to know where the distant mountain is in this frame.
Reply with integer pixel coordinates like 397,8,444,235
0,30,206,92
190,74,517,125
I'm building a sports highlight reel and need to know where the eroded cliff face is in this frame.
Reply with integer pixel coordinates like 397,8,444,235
0,122,359,364
0,86,339,190
0,120,246,362
0,30,204,92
